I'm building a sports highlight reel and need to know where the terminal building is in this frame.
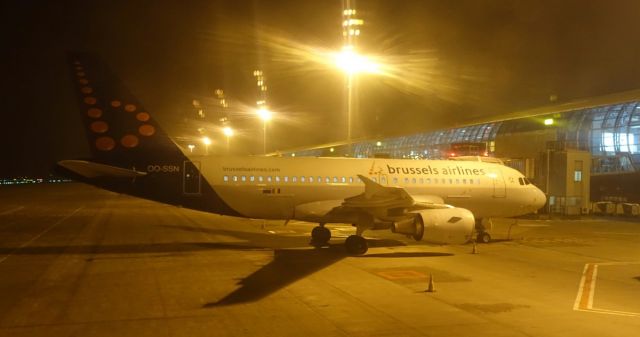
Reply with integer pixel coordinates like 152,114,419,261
275,89,640,215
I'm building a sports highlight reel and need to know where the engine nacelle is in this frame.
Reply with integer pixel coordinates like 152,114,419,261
413,208,475,244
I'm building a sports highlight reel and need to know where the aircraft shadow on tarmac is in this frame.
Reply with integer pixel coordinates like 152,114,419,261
0,222,454,307
153,225,454,307
204,245,346,307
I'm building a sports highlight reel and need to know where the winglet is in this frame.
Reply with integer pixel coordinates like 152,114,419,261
357,174,386,199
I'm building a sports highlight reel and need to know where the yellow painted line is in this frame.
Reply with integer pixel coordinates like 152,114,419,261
574,261,640,317
577,263,597,310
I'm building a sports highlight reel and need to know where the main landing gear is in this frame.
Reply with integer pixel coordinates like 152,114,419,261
310,224,331,247
310,224,369,255
345,235,368,255
475,218,492,243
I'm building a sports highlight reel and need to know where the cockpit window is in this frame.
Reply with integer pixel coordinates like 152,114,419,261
519,177,532,185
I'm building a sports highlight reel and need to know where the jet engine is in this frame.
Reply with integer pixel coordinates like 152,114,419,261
395,208,475,244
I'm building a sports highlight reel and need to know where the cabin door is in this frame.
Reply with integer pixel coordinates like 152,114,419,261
183,160,201,195
489,168,506,198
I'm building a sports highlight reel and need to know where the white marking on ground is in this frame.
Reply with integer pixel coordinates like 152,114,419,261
0,206,83,264
594,232,640,236
574,261,640,317
517,224,551,227
0,206,25,216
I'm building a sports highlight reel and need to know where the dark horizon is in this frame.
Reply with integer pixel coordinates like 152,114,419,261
4,0,640,177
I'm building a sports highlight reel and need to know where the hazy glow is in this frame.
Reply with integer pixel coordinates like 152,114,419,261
202,136,212,145
257,107,272,122
205,24,484,105
334,46,381,75
223,126,234,137
544,118,554,125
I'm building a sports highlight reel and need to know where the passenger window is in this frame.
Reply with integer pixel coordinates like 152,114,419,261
318,176,322,183
341,177,346,183
300,176,305,183
292,176,297,183
393,177,398,184
275,176,280,183
232,176,238,182
456,179,460,184
469,179,473,184
372,177,377,183
412,178,416,184
380,177,386,184
250,176,255,182
426,178,431,184
267,176,272,182
223,175,229,182
258,176,263,182
241,176,246,182
349,177,354,183
404,177,409,184
419,178,424,184
309,176,313,183
463,179,467,184
325,177,330,183
449,179,453,184
284,176,289,183
333,176,338,183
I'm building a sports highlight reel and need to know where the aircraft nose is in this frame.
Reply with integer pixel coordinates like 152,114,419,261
532,187,547,211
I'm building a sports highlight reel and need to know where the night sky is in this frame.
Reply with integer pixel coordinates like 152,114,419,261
4,0,640,177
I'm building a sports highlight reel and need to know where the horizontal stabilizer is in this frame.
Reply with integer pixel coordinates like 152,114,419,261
58,160,147,178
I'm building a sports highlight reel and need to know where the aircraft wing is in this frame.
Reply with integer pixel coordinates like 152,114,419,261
57,160,147,179
295,175,449,224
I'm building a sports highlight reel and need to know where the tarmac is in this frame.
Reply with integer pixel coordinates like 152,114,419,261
0,183,639,337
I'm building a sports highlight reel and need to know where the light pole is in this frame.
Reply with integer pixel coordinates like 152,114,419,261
202,136,211,155
257,107,272,154
222,126,234,154
338,3,367,156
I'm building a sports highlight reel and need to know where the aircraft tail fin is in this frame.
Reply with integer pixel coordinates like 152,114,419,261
68,52,183,170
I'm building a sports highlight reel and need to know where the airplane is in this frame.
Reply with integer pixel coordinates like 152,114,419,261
57,53,547,255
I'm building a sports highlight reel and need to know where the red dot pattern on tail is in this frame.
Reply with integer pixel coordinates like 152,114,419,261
96,137,115,151
87,108,102,119
124,104,136,112
90,121,109,133
138,124,155,136
121,134,139,148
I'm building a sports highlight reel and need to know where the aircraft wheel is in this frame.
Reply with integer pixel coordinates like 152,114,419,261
477,232,491,244
310,226,331,247
412,216,424,241
345,235,368,255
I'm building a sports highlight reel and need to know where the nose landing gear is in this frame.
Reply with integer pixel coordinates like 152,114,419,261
475,218,492,243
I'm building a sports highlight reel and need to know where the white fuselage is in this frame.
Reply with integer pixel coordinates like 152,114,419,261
189,156,546,221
